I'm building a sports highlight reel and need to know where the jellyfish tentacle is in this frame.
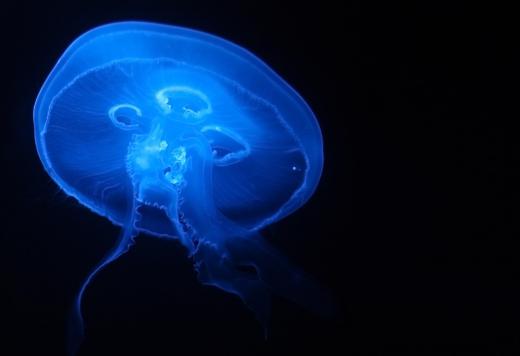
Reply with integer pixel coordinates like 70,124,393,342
68,187,139,356
164,189,195,252
192,236,272,329
223,233,338,318
188,228,337,332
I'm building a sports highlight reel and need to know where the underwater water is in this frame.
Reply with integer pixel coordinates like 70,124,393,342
33,21,329,355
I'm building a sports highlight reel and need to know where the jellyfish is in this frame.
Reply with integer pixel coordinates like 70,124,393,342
33,21,330,354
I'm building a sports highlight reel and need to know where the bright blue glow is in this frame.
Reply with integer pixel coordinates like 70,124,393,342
33,21,328,354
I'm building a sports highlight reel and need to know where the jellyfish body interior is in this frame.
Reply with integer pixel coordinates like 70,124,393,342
34,22,332,355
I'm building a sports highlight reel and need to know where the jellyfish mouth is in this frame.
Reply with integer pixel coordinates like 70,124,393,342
125,122,186,206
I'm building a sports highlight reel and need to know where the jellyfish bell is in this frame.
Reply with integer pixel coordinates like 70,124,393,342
34,21,329,355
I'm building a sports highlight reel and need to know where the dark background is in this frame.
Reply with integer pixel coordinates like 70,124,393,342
0,1,509,355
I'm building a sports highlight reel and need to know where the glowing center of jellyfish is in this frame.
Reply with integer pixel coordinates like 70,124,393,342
124,85,248,199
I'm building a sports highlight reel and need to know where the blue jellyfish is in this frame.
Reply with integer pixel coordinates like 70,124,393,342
33,21,329,354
